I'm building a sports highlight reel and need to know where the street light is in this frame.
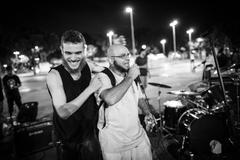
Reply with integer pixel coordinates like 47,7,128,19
186,28,195,59
160,39,167,54
186,28,194,42
3,64,7,68
141,44,147,49
125,6,136,55
196,37,204,43
106,31,114,46
169,20,178,53
13,51,20,59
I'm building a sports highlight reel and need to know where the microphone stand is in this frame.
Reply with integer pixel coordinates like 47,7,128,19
210,40,228,106
209,38,236,141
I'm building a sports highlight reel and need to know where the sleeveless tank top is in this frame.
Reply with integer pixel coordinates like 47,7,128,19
50,64,99,143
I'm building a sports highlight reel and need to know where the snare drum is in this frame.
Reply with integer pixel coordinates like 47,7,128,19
163,100,187,130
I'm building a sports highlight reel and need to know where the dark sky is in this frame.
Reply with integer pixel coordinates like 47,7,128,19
1,0,240,45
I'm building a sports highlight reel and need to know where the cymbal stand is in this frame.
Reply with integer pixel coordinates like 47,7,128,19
233,77,240,128
156,90,173,137
208,38,237,142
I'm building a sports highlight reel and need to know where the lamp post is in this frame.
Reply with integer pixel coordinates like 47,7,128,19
160,39,167,54
186,28,194,59
196,37,204,59
13,51,20,59
186,28,194,43
141,44,147,50
106,31,114,46
169,20,178,53
125,7,136,55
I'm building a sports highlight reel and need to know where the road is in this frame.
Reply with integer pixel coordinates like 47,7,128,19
2,55,205,119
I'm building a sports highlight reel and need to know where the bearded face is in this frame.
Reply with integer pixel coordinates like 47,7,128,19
62,57,86,74
113,60,129,73
61,42,86,74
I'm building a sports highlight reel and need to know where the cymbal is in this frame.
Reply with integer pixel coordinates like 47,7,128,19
148,82,172,88
167,90,200,96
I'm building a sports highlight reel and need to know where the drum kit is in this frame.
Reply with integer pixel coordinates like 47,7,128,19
148,80,236,159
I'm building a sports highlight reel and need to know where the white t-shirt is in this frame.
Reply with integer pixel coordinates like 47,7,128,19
97,70,148,153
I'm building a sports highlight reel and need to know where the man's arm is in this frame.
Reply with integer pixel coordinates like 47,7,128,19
100,65,139,106
16,75,21,88
137,84,156,131
46,69,101,119
138,98,151,115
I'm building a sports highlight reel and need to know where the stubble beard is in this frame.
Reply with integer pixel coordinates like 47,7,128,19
113,61,128,73
62,58,86,74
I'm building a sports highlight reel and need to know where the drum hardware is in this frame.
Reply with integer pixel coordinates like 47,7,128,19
233,77,240,128
167,90,200,96
141,83,168,135
227,63,240,71
156,91,174,137
184,98,211,113
148,82,172,88
145,84,174,136
145,87,174,138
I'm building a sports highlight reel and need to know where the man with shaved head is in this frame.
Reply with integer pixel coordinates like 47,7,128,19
97,44,155,160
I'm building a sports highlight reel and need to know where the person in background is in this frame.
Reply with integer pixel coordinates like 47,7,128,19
46,30,103,160
217,47,231,69
0,76,4,119
2,66,22,118
47,49,63,68
97,44,155,160
190,51,195,72
135,48,149,89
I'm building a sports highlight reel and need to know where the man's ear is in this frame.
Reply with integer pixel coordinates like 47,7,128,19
108,57,114,65
60,46,63,53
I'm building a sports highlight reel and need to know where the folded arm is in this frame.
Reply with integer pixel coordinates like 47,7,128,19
100,75,134,106
46,69,101,119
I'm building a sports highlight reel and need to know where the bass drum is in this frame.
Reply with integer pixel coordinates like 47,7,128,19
178,108,228,156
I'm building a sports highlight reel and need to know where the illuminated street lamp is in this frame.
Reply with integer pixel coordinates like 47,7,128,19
13,51,20,59
3,64,7,68
125,6,136,55
35,45,39,51
169,20,178,53
186,28,194,59
186,28,194,42
106,30,114,46
141,44,147,50
196,37,204,43
160,39,167,54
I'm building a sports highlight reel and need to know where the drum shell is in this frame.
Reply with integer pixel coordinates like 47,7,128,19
178,108,228,156
164,104,187,130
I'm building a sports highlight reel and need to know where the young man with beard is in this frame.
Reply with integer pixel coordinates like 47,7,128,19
97,44,155,160
46,30,103,160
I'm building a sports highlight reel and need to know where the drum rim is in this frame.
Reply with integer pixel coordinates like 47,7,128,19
177,108,208,131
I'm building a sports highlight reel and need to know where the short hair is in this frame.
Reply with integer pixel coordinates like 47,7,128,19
61,30,86,46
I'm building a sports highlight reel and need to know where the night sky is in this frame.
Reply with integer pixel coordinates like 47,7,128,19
1,0,240,46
